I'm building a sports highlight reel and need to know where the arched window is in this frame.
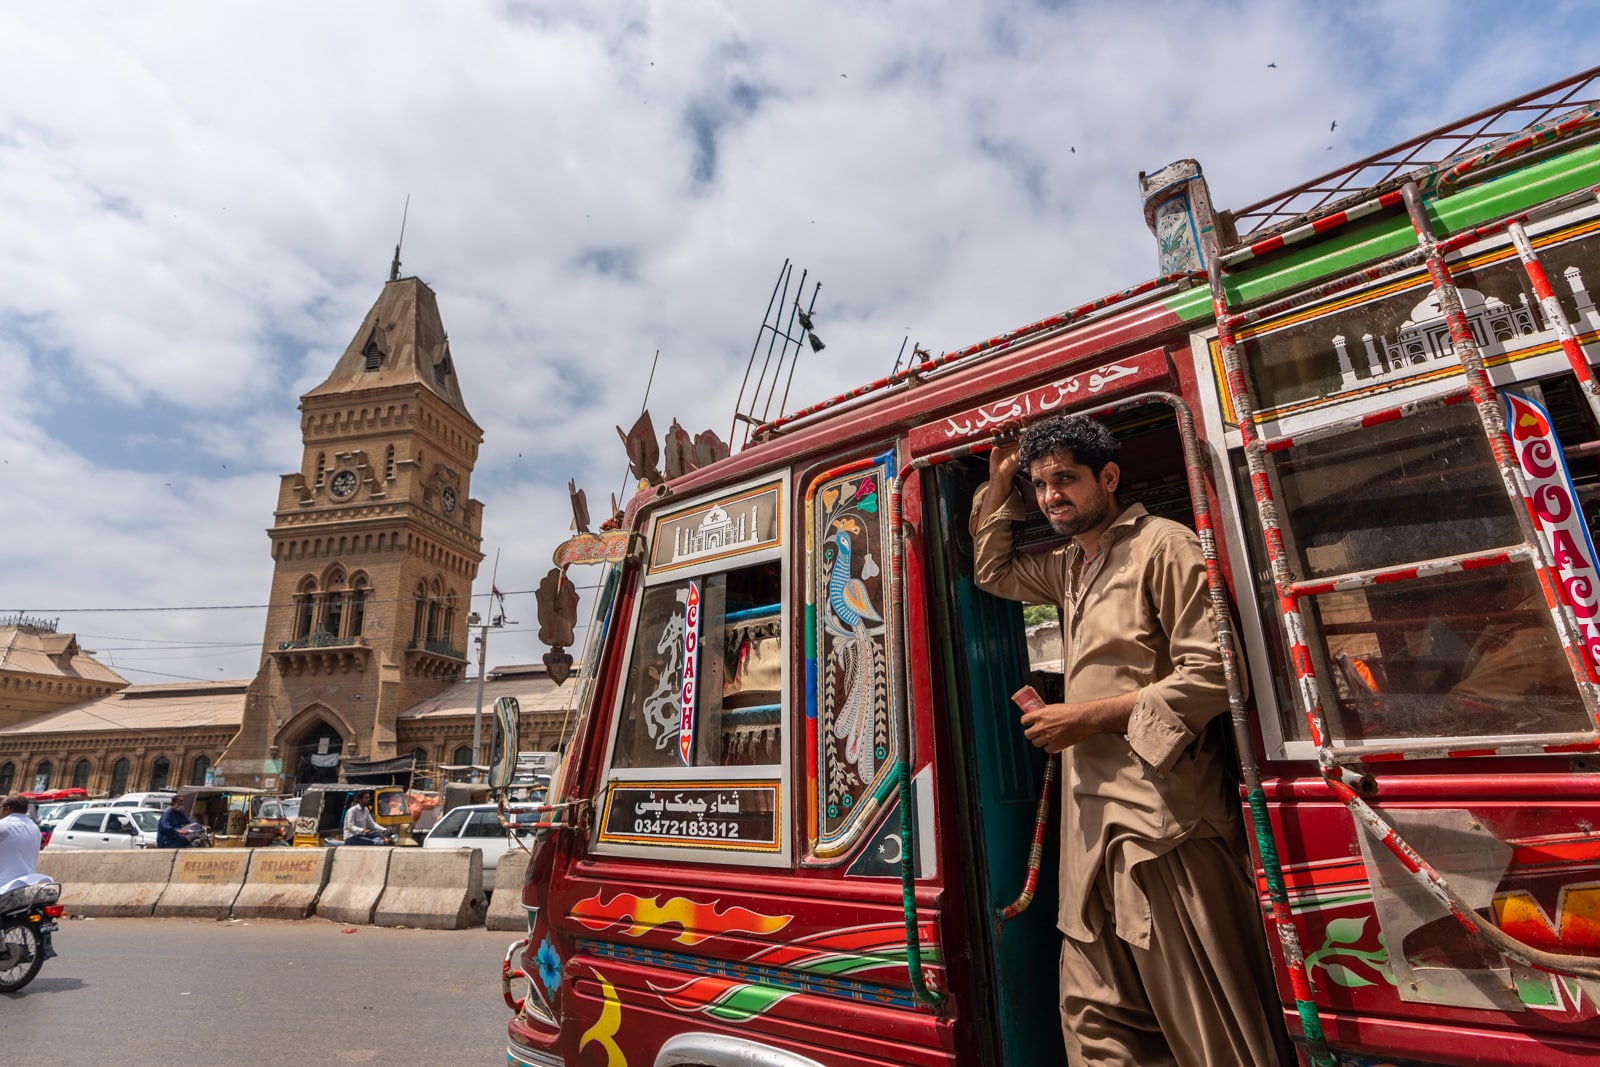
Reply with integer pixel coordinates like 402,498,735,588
149,756,171,792
0,762,14,793
190,754,211,786
349,576,368,637
442,591,457,640
451,745,474,782
71,758,91,790
32,760,53,792
110,757,131,796
323,569,347,637
315,452,327,487
412,583,428,643
427,579,443,639
385,445,395,481
294,577,317,639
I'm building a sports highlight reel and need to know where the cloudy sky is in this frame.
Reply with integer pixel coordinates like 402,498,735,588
1,1,1596,683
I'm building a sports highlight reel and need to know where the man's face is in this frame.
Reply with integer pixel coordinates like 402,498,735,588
1029,453,1116,537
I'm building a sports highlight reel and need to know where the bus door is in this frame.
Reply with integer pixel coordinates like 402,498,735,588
1207,170,1600,1060
913,389,1220,1067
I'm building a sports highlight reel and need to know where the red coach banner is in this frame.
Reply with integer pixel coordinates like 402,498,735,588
908,347,1171,455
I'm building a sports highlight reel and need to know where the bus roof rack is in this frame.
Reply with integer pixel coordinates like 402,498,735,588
1227,64,1600,245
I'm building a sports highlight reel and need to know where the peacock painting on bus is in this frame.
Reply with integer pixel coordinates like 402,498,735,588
809,451,898,856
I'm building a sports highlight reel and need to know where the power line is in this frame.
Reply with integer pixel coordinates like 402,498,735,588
76,633,264,646
89,643,261,653
108,665,224,684
4,582,604,616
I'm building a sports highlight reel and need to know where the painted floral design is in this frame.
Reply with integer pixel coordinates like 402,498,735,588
536,936,563,994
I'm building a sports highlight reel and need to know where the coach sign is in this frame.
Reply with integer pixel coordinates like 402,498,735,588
1504,390,1600,675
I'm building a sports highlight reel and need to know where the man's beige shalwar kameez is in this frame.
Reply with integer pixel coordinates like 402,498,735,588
973,496,1291,1067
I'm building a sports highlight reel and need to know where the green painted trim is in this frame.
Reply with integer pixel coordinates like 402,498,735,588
1160,141,1600,324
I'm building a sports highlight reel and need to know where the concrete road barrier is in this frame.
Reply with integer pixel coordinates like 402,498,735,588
316,846,394,925
233,848,332,920
155,849,251,919
486,850,531,931
39,848,176,917
374,847,485,930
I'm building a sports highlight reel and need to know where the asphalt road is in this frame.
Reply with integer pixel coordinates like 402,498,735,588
3,915,522,1067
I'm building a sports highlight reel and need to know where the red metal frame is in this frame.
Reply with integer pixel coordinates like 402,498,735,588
1207,168,1600,1004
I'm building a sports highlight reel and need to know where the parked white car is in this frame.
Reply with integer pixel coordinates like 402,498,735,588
420,803,541,892
106,792,175,809
44,807,161,850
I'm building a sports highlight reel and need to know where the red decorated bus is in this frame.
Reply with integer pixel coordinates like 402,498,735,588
502,66,1600,1067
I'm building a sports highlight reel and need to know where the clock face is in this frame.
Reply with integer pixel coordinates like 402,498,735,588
329,470,358,500
442,487,458,514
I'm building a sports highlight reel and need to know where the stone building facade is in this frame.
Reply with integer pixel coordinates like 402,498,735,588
0,619,128,732
0,273,579,797
220,274,489,792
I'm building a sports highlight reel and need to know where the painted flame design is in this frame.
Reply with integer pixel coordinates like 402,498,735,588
571,891,792,946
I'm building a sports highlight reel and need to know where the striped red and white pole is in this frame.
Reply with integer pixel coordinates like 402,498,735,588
1508,219,1600,426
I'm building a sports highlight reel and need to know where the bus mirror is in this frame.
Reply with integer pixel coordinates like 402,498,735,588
489,696,520,789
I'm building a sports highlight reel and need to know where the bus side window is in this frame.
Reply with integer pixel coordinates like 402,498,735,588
610,561,784,770
1241,402,1587,743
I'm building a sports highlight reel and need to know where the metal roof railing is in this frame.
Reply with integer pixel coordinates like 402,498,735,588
1228,64,1600,243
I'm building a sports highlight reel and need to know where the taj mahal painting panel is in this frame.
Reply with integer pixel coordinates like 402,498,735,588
1218,205,1600,428
648,481,783,574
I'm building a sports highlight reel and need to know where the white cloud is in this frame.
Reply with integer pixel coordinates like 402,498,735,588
0,0,1595,680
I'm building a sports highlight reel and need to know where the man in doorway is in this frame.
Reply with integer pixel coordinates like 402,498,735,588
971,413,1289,1067
342,792,389,846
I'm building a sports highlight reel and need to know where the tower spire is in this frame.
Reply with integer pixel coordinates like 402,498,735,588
389,194,410,282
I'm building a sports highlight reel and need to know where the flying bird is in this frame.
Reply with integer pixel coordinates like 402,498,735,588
797,307,816,332
1330,120,1338,131
1267,62,1277,68
1070,146,1076,154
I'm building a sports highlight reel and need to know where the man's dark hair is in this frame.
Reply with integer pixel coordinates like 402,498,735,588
1018,414,1120,475
2,794,28,816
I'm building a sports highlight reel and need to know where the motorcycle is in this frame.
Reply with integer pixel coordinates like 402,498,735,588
181,823,214,848
0,876,62,994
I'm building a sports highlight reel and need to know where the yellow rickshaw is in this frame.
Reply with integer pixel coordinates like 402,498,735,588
290,785,417,847
175,786,266,847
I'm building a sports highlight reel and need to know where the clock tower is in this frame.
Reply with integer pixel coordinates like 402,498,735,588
219,276,485,790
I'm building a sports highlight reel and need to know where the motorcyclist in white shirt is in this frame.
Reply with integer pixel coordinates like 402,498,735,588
0,794,44,893
341,791,390,845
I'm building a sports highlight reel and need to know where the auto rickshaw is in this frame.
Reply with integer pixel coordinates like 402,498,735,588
174,786,266,847
245,794,297,847
290,784,418,846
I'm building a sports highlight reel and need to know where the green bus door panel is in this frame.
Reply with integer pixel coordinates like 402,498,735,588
929,464,1062,1067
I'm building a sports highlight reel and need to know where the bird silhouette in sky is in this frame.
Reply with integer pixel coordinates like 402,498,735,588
1331,120,1338,131
1267,62,1277,68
